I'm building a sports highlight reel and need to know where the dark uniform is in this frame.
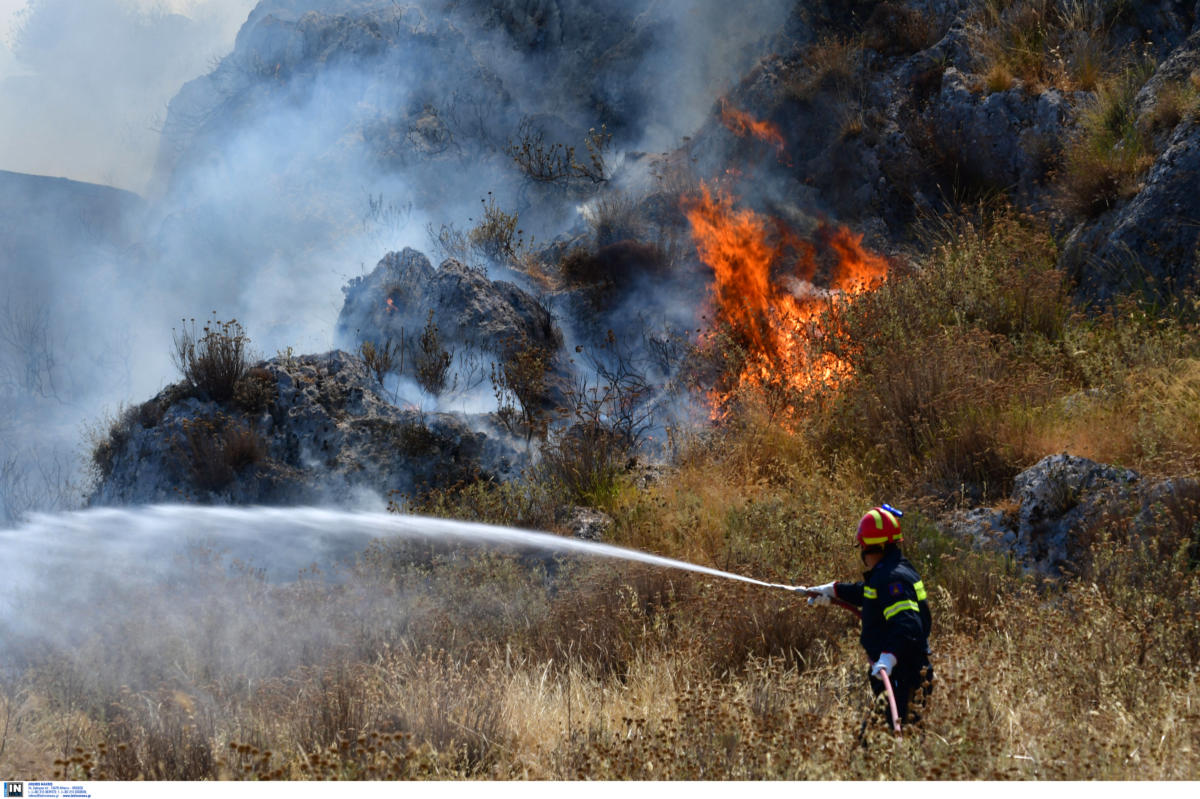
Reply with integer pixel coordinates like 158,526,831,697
833,544,933,723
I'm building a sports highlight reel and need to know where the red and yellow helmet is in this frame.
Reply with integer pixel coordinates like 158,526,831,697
856,505,903,548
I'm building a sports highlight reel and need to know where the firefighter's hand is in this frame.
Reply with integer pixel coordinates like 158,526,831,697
870,652,897,678
805,582,836,606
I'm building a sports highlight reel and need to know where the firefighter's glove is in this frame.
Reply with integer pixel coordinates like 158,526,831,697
805,582,836,606
870,652,897,678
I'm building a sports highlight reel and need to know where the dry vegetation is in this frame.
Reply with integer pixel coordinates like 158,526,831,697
29,200,1200,784
966,0,1130,93
16,204,1200,778
6,412,1199,779
21,16,1200,780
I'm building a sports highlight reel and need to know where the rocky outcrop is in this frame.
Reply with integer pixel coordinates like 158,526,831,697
943,453,1200,574
1063,32,1200,300
89,350,525,507
336,248,562,357
929,68,1076,199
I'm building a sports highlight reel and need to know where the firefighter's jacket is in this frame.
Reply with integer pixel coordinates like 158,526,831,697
833,546,931,663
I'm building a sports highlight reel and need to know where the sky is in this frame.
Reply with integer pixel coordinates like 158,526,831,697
0,0,256,192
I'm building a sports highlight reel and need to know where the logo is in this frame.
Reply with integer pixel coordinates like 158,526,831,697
3,783,23,798
888,582,906,598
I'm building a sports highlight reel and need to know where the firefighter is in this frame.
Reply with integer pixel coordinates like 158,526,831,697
801,505,933,726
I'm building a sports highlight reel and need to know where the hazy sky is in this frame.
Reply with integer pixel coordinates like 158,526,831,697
0,0,255,192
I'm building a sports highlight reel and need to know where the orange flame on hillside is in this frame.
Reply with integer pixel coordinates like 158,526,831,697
684,184,889,417
719,100,788,162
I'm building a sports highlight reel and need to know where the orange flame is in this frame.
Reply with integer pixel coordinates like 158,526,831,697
385,298,397,313
684,184,889,418
719,100,789,163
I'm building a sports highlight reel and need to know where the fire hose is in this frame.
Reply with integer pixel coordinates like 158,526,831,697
787,584,903,737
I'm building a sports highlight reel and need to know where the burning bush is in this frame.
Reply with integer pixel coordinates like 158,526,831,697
683,184,889,421
808,210,1069,498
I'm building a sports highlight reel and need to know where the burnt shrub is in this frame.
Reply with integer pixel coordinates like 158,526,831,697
172,315,255,404
173,413,267,492
558,240,668,292
413,311,452,396
90,405,140,479
233,367,278,414
490,342,550,442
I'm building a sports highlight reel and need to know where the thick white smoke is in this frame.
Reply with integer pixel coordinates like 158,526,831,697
0,0,794,522
0,0,257,191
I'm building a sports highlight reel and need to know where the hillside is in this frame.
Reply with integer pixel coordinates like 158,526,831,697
2,0,1200,781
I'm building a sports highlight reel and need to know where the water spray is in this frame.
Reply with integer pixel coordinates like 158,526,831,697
0,505,805,594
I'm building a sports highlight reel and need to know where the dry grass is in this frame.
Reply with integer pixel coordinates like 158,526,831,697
785,36,860,104
9,517,1195,780
15,161,1200,783
1058,59,1157,217
967,0,1124,93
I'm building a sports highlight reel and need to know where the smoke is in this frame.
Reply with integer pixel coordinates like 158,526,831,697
0,0,258,191
0,0,796,522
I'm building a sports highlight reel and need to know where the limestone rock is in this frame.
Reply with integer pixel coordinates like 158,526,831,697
89,350,524,508
336,249,561,358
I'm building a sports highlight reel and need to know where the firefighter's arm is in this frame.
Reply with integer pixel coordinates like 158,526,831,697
832,581,865,607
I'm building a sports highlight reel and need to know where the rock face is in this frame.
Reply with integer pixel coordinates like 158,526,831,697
1065,112,1200,301
336,249,561,357
929,68,1076,200
943,453,1200,574
89,350,524,507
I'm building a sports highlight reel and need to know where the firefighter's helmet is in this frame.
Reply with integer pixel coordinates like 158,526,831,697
856,505,903,548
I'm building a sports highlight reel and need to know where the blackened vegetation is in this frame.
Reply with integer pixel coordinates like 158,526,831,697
173,413,267,493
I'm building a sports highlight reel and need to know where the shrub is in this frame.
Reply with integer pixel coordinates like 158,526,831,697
172,315,255,403
539,421,628,508
864,1,944,56
90,405,140,479
808,210,1069,498
1058,59,1156,217
413,311,452,396
506,119,611,189
358,339,402,385
784,36,859,103
490,343,549,442
468,193,526,264
233,367,277,414
557,240,667,292
173,413,266,492
583,191,644,248
1143,72,1200,135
